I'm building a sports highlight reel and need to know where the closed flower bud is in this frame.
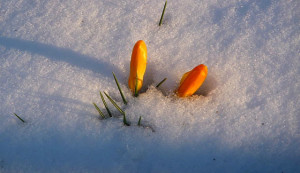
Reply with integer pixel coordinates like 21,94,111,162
177,64,208,97
128,40,147,94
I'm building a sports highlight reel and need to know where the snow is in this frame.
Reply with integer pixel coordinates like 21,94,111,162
0,0,299,172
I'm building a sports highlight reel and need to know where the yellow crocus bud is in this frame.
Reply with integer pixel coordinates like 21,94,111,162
177,64,208,97
128,40,147,94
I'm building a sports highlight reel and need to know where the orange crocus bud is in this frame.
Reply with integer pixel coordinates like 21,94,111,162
128,40,147,94
177,64,208,97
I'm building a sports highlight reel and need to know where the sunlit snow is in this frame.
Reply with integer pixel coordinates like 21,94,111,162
0,0,299,172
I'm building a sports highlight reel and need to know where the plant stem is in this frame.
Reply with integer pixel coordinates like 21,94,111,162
112,72,127,105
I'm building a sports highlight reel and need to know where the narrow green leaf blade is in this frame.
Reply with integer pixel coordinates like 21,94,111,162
93,103,105,119
100,91,112,117
123,113,130,126
156,78,167,88
104,92,125,115
138,116,142,126
13,113,25,123
134,73,139,97
112,72,127,105
159,0,167,26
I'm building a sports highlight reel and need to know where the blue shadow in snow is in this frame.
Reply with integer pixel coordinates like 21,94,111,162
0,37,122,78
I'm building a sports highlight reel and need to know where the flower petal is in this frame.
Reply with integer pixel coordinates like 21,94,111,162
177,64,208,97
128,40,147,93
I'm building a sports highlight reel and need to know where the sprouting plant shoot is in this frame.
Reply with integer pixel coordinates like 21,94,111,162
123,113,130,126
13,113,25,123
138,116,142,126
103,92,130,126
104,92,125,116
100,91,112,117
159,0,167,26
112,72,127,105
156,78,167,88
93,103,105,119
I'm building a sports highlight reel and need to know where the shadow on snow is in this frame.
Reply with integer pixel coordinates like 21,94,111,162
0,36,122,78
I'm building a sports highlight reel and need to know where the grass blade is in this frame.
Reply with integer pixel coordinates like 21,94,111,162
100,91,112,117
134,73,139,97
159,0,167,26
123,113,130,126
156,78,167,88
138,116,142,126
93,103,105,119
13,113,25,123
103,92,125,115
112,72,127,105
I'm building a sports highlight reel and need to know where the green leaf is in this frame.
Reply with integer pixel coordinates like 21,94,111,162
13,113,25,123
123,113,130,126
159,0,167,26
100,91,112,117
93,103,105,119
103,92,125,116
112,72,127,105
156,78,167,88
137,116,142,126
134,73,139,97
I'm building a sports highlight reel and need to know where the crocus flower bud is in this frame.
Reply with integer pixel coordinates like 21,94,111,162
128,40,147,94
177,64,208,97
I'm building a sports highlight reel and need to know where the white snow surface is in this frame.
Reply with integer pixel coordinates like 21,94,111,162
0,0,299,172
